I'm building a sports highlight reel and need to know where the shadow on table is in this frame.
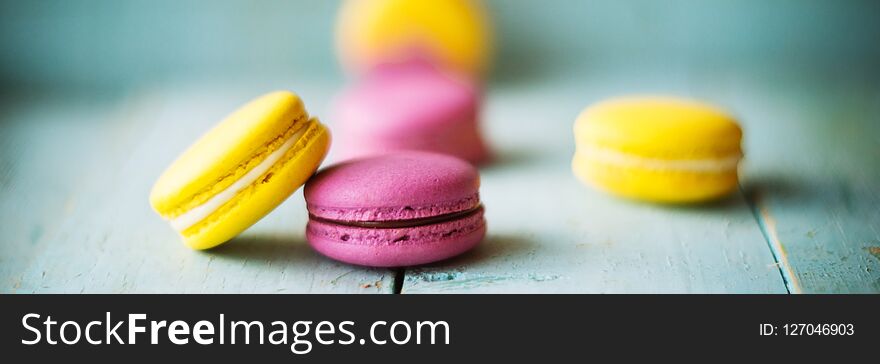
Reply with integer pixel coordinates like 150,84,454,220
413,233,539,270
483,146,539,170
674,189,743,210
207,234,315,264
481,143,561,174
740,174,808,207
588,185,746,213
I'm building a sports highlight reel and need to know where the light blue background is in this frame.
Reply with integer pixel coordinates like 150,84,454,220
2,0,879,91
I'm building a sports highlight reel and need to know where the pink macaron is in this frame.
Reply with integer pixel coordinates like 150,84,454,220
331,60,490,164
304,151,486,267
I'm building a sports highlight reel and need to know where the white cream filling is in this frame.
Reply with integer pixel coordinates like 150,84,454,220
576,145,741,172
168,128,305,232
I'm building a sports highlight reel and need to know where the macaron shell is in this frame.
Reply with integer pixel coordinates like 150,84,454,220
335,122,489,166
332,62,489,164
304,152,480,221
335,61,479,130
336,0,492,77
150,91,307,216
182,119,330,249
307,209,486,267
572,150,739,203
574,96,742,159
572,96,742,203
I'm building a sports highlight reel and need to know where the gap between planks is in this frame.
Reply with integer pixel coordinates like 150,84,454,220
393,268,405,294
742,184,799,294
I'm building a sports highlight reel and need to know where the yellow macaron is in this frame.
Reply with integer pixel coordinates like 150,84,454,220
572,96,743,203
335,0,492,77
150,91,330,249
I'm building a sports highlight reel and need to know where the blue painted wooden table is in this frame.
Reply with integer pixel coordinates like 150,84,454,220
1,64,878,293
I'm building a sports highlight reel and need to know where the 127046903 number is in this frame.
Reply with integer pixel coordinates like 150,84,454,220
784,323,854,336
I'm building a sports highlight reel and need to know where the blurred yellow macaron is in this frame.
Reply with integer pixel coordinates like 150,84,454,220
150,91,330,249
572,96,743,203
335,0,492,78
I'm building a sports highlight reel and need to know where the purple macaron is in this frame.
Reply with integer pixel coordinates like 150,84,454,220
304,151,486,267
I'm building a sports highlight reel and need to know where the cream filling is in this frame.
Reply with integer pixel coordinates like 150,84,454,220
576,145,741,172
168,128,305,232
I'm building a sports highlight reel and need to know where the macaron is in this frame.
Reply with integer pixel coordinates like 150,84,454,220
336,0,492,78
304,152,486,267
572,96,743,203
150,91,331,249
332,60,490,164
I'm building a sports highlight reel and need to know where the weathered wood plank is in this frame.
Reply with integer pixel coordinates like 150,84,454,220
0,85,395,293
729,74,880,293
402,76,788,293
4,67,874,293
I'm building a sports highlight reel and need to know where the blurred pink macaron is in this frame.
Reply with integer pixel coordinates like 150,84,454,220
304,151,486,267
331,60,490,164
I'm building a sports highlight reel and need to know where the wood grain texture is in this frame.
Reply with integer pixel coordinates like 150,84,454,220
402,74,788,293
725,72,880,293
0,84,395,293
401,66,879,293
